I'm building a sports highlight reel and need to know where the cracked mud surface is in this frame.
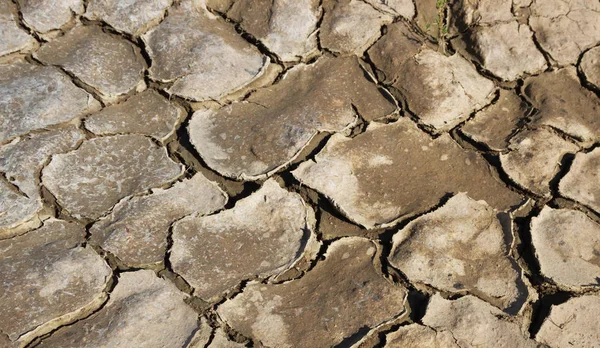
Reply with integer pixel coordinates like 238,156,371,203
1,0,600,347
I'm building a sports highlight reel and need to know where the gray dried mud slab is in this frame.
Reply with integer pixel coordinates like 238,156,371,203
524,67,600,143
581,46,600,89
467,21,546,81
384,324,459,348
84,89,184,142
42,134,183,220
34,25,146,102
37,270,200,348
320,0,393,55
171,179,317,301
364,0,415,19
0,127,84,236
423,294,539,347
529,0,600,65
559,148,600,214
368,22,495,132
460,90,527,151
16,0,83,33
225,0,320,62
500,129,579,197
86,0,173,36
0,181,41,239
188,56,395,180
293,118,522,229
143,0,268,101
536,295,600,347
217,237,408,348
90,174,227,267
0,0,36,56
0,219,111,345
531,207,600,290
390,193,526,312
0,60,99,143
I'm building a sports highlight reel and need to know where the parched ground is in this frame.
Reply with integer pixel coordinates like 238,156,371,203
1,0,600,347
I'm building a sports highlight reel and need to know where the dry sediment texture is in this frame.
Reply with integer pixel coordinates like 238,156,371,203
0,219,111,344
389,193,527,312
36,270,200,348
0,0,37,57
142,0,269,101
536,295,600,347
89,173,227,267
0,127,84,235
559,148,600,214
84,89,185,142
34,25,146,102
0,60,99,143
531,207,600,290
460,90,528,151
188,55,395,180
217,238,407,348
368,22,496,132
171,179,318,301
293,119,522,229
1,0,600,346
42,135,183,220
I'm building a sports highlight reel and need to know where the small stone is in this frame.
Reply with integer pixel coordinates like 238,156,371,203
529,0,600,65
208,328,247,348
16,0,83,33
365,0,415,19
468,21,546,81
36,270,200,348
368,23,496,132
500,128,579,197
0,219,111,345
217,238,408,348
0,0,37,56
524,67,600,144
389,193,526,311
171,179,318,301
143,0,268,101
422,294,539,347
581,46,600,89
461,90,527,151
531,207,600,289
34,25,146,102
320,0,393,55
536,295,600,347
226,0,320,62
84,89,184,142
384,324,459,348
0,127,84,235
559,148,600,214
90,173,227,267
86,0,173,36
0,60,99,143
188,56,395,180
293,118,522,229
42,134,183,220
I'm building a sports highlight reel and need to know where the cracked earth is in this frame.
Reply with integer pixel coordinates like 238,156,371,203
1,0,600,347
